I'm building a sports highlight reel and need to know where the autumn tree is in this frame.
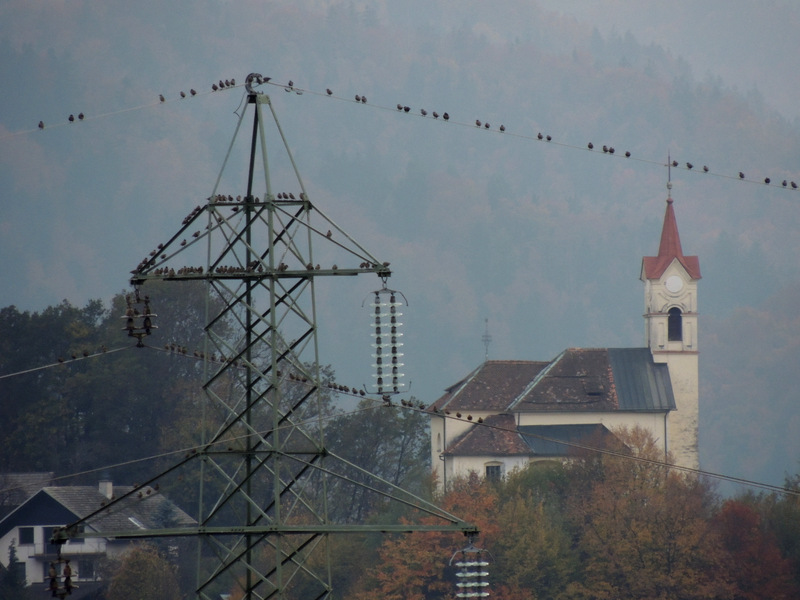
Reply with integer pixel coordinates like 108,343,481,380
562,426,733,600
492,463,576,599
323,399,430,522
714,499,800,599
349,472,501,600
105,543,181,600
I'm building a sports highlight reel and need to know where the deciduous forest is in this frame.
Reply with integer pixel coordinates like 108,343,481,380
1,287,799,599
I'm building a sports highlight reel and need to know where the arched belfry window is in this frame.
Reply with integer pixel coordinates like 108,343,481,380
668,307,682,341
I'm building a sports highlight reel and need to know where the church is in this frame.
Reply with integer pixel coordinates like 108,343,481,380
427,192,700,489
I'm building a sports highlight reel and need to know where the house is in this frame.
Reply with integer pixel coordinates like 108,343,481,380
0,479,195,597
428,193,700,488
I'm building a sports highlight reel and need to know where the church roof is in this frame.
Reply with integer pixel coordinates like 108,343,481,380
443,414,531,457
429,360,549,413
511,348,675,412
518,423,627,457
641,197,701,280
429,348,674,415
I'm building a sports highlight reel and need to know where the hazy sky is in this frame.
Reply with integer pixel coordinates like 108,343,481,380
1,0,799,487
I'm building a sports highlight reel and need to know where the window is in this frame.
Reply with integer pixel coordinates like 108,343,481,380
19,527,34,545
668,307,682,341
485,464,502,482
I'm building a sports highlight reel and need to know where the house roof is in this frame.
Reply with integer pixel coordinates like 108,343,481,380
429,360,549,412
641,197,701,280
0,484,195,540
443,414,531,457
518,423,626,457
511,348,675,413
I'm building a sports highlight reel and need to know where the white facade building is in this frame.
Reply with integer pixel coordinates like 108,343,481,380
428,195,700,487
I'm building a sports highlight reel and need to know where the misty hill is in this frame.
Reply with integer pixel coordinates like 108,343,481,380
0,0,798,489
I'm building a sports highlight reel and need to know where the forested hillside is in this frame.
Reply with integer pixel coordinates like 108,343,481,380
1,0,798,506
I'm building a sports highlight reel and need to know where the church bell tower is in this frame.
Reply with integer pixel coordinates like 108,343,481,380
641,189,701,470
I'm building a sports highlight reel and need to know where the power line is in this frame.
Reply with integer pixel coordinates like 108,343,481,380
4,75,798,192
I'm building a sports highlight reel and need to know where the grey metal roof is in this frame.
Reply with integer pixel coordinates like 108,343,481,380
607,348,676,411
518,423,624,457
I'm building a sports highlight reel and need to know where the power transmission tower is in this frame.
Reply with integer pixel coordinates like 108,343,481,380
55,74,476,599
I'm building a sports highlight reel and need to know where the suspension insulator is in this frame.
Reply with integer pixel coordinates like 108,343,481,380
368,286,406,394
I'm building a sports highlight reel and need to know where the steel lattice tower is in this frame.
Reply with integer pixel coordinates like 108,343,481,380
51,74,478,599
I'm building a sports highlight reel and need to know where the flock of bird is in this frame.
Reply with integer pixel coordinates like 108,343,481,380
29,74,799,191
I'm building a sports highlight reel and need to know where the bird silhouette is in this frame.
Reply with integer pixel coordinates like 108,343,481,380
212,84,218,91
432,111,439,118
355,94,361,102
476,119,481,127
403,106,410,112
764,177,771,184
588,142,594,149
159,94,165,102
625,151,631,157
420,108,427,116
69,115,74,122
782,180,788,187
190,89,196,96
361,95,366,103
397,104,403,110
739,172,745,179
443,112,449,121
703,165,709,172
686,163,693,169
78,113,84,120
546,135,552,141
484,122,490,129
38,121,44,129
180,91,186,98
499,124,505,132
537,133,543,140
327,88,333,95
792,181,798,189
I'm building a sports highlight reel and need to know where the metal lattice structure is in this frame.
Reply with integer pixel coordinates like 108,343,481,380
54,74,476,599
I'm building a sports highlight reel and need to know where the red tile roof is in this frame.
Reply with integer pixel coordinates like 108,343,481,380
512,348,619,412
641,197,701,280
428,360,549,412
443,414,530,456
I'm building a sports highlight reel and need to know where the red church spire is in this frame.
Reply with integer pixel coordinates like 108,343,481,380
642,194,701,280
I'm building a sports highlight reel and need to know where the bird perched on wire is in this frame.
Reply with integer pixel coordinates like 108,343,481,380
327,88,333,95
38,121,44,129
443,112,449,121
499,124,505,132
69,114,74,122
190,89,196,96
159,94,165,102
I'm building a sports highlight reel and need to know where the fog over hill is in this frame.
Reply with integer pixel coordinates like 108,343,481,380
1,0,798,489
